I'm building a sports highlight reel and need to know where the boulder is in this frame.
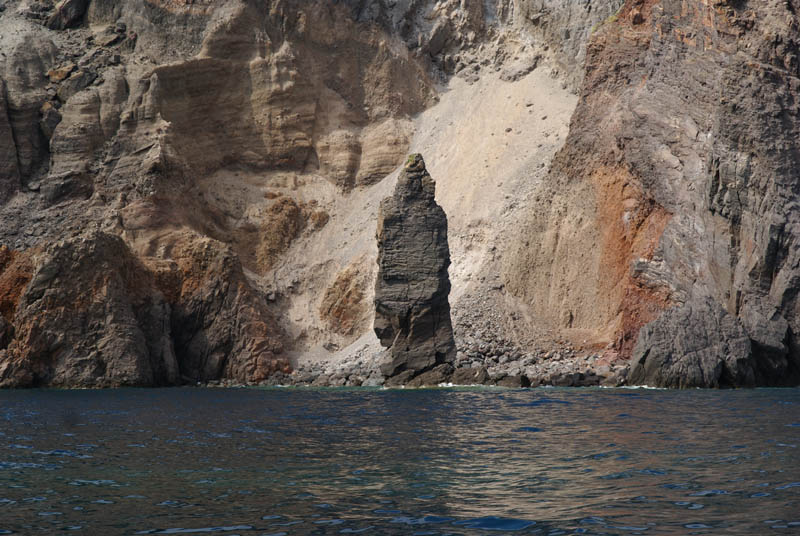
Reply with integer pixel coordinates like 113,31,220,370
452,366,490,385
406,363,453,387
496,375,531,388
56,69,97,103
46,0,89,30
384,369,415,387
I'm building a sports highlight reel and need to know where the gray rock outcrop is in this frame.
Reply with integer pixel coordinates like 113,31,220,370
0,232,177,388
374,154,455,384
629,298,756,388
46,0,89,30
630,296,797,388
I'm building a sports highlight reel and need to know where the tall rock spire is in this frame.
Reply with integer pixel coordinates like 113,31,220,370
374,154,455,385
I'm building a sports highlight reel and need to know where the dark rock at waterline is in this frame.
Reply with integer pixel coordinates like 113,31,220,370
549,371,601,387
452,366,490,385
738,300,799,385
496,374,531,388
384,369,416,387
406,363,453,387
630,296,800,388
374,154,455,383
629,298,755,388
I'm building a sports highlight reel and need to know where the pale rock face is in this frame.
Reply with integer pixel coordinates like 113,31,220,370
47,88,104,200
0,79,21,203
356,118,413,187
374,154,455,381
2,36,58,184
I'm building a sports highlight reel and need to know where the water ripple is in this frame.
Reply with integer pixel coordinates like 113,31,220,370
0,387,796,534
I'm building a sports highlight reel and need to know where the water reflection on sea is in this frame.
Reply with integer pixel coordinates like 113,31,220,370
0,387,798,535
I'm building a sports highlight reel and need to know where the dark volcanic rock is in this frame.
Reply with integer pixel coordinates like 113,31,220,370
549,371,601,387
0,232,178,388
629,298,756,388
383,369,416,388
46,0,89,30
406,363,453,387
375,154,455,383
149,236,290,385
38,102,62,141
56,69,97,103
496,374,531,388
451,366,490,385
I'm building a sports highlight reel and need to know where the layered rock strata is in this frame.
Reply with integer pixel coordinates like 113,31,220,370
374,154,455,385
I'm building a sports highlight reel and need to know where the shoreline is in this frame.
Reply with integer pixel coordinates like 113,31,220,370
208,349,631,389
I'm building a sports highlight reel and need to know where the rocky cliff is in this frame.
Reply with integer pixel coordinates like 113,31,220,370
504,0,800,387
0,0,797,387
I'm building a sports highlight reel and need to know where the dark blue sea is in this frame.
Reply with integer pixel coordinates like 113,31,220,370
0,387,798,535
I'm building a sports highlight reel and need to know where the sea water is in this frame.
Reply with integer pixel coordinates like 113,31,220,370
0,387,798,535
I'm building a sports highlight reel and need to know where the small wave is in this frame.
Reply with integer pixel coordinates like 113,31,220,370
452,516,536,531
0,461,50,470
510,398,570,407
690,490,728,496
313,519,344,525
136,525,254,534
34,449,92,459
69,479,119,487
